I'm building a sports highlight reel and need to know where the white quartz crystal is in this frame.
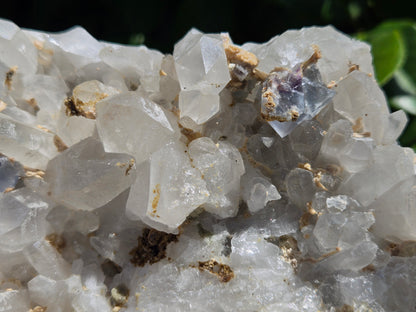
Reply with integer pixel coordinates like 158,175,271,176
126,140,209,233
0,18,415,312
174,29,230,124
45,138,137,211
188,137,245,218
96,92,179,164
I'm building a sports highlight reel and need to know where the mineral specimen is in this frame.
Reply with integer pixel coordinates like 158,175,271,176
0,18,415,312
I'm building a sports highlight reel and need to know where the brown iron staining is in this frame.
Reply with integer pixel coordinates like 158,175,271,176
223,35,259,87
24,166,45,179
130,228,178,267
45,233,66,254
151,184,161,217
178,123,203,144
64,94,105,119
53,135,68,152
352,117,371,138
26,98,40,114
298,162,329,191
302,247,341,264
299,202,319,230
388,241,416,257
197,259,234,283
116,159,136,176
4,66,18,90
265,235,301,269
301,45,322,71
238,138,275,176
347,61,360,74
335,304,355,312
64,96,80,116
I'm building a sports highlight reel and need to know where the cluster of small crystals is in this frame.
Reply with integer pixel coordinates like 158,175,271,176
0,18,415,312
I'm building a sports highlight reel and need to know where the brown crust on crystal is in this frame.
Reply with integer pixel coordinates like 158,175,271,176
303,247,341,263
151,184,161,216
348,62,360,74
178,123,203,143
197,259,234,283
336,304,354,312
125,159,135,176
53,135,68,152
361,264,376,272
298,163,329,191
352,117,372,137
265,235,302,269
159,69,167,76
27,98,40,113
130,228,178,267
389,241,416,257
223,36,258,69
24,166,45,179
116,159,136,176
290,109,299,121
352,117,364,133
260,112,291,122
5,66,18,90
301,45,321,71
64,96,80,117
64,93,107,119
45,233,66,254
238,138,274,175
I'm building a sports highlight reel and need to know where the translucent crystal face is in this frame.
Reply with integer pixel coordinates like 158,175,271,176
0,19,415,312
261,63,335,137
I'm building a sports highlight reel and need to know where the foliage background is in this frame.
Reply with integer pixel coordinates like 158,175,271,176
1,0,416,147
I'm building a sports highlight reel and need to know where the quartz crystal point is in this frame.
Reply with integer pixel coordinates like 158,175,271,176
188,137,245,218
174,29,230,124
0,19,38,75
0,114,59,169
70,80,120,119
45,138,137,211
0,18,416,312
126,140,209,233
96,92,179,164
0,188,51,252
100,44,164,93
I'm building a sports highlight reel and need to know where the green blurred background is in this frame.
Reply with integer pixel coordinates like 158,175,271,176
2,0,416,147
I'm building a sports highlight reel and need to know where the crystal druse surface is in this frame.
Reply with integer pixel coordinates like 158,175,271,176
0,18,415,311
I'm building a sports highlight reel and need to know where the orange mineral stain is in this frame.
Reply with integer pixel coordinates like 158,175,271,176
151,184,161,214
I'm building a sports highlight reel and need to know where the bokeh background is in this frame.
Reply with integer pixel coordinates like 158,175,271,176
2,0,416,147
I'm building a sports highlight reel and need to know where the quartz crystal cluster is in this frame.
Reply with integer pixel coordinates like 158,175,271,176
0,18,415,312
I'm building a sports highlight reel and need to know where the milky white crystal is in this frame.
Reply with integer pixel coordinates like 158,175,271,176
0,18,415,312
96,92,179,164
174,29,230,124
188,137,245,218
126,140,209,233
45,138,137,211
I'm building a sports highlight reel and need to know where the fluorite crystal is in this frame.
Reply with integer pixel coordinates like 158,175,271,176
0,19,415,312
